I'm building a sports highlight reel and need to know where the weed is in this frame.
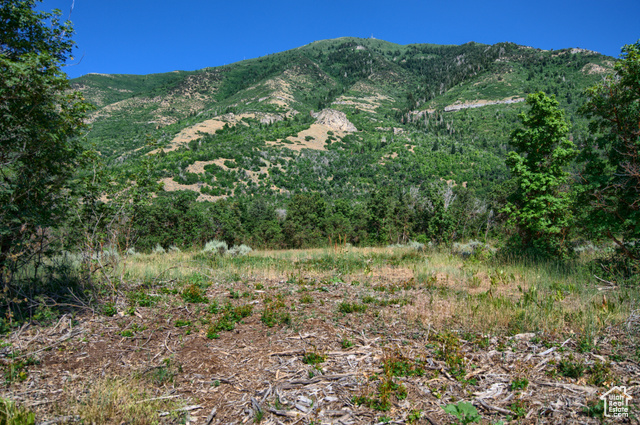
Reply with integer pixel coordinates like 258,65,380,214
587,361,612,387
383,350,425,377
442,401,481,424
509,399,528,419
337,301,367,314
432,331,467,380
102,302,117,317
253,408,264,423
583,399,605,419
174,319,191,328
300,294,314,304
128,290,158,307
207,299,220,314
147,358,180,386
3,357,39,384
557,355,586,379
302,352,326,365
0,398,35,425
510,377,529,391
261,301,291,327
207,303,253,337
181,284,208,303
407,409,422,423
70,375,185,424
341,338,354,349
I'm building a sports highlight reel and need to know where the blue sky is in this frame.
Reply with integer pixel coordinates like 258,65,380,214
39,0,639,79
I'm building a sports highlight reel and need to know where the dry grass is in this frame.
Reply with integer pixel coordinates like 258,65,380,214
62,376,186,424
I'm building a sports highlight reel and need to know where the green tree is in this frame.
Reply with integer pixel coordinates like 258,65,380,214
503,92,577,258
283,193,327,248
579,41,640,262
0,0,91,285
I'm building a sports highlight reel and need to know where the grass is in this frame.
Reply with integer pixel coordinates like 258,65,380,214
98,244,636,340
62,376,186,424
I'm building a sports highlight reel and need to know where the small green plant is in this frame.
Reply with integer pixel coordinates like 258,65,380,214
583,399,605,419
510,377,529,391
261,302,291,327
3,357,39,384
302,352,326,365
121,330,134,338
442,401,481,424
253,408,264,423
207,303,253,338
337,301,367,314
587,361,612,387
300,294,314,304
407,409,422,423
383,350,425,377
102,302,117,317
341,338,354,349
0,398,35,425
181,284,208,303
509,399,528,419
557,355,585,379
207,299,220,314
147,358,180,386
174,319,191,328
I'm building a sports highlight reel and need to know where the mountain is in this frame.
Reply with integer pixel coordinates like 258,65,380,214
71,37,613,201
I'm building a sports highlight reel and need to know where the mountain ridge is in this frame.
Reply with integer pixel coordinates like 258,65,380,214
71,37,614,201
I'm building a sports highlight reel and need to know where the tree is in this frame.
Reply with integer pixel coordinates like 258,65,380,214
0,1,91,285
579,41,640,262
503,92,577,258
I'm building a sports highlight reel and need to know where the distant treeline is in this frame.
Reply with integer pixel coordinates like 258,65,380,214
101,184,506,253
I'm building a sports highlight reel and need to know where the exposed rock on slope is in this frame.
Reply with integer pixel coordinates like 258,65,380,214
444,97,525,112
311,109,357,132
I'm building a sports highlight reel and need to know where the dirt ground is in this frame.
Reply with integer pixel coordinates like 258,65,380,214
2,262,639,425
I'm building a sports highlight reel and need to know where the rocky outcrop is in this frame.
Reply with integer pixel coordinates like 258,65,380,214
311,109,357,132
444,97,524,112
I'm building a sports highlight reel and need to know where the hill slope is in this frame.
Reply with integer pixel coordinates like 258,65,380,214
72,38,613,200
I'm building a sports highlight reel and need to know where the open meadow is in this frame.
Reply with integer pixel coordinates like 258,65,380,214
2,245,638,424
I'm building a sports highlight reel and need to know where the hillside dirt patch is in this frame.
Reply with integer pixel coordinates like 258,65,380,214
159,177,226,202
268,124,344,152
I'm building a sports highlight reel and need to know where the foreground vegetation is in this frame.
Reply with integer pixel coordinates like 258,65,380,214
1,245,638,423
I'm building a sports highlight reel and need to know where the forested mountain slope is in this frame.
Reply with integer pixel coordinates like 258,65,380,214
72,38,612,202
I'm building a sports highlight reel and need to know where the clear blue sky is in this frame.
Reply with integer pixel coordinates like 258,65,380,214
39,0,640,79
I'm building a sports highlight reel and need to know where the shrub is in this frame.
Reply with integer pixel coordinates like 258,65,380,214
202,240,228,255
228,244,253,256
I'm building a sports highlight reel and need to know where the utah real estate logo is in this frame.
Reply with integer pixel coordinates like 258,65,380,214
600,386,632,418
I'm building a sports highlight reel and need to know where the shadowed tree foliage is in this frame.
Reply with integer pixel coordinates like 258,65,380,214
579,41,640,262
0,0,91,285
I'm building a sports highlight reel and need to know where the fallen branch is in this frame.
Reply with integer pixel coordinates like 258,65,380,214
476,398,513,415
158,404,203,417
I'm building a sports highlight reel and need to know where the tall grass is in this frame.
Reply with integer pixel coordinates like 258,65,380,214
110,244,636,337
